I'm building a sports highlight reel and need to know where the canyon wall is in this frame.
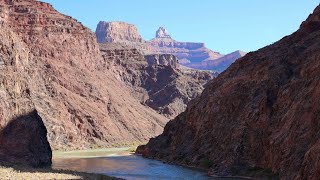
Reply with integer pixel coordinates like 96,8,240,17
100,43,213,118
0,25,51,167
95,22,243,71
145,54,178,68
188,50,247,71
0,0,167,152
149,27,222,63
138,4,320,180
96,21,144,43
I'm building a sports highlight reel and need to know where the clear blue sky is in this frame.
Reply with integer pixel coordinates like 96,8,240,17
42,0,318,54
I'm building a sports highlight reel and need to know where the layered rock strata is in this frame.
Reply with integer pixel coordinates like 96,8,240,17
100,43,213,118
188,50,247,71
0,0,167,151
96,21,144,43
0,24,52,167
96,22,224,64
138,4,320,180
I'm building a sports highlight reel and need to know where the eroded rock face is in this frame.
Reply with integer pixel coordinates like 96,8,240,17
156,27,171,39
95,23,224,64
188,51,247,71
95,23,217,118
145,54,178,68
96,21,144,43
138,4,320,179
95,22,246,72
0,110,52,167
100,43,213,118
0,23,52,167
149,27,222,63
0,0,167,151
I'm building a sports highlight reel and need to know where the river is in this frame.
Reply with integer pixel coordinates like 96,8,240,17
52,148,243,180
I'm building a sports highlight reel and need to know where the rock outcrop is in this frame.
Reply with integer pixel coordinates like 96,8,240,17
138,4,320,179
0,110,52,167
149,27,223,63
156,27,171,39
0,0,167,151
95,23,246,72
145,54,178,68
95,23,220,117
188,50,247,71
0,24,52,167
149,27,247,72
96,21,144,43
149,27,246,72
100,43,213,118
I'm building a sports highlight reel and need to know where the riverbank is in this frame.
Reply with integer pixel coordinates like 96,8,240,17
53,147,135,159
52,147,210,179
0,165,117,180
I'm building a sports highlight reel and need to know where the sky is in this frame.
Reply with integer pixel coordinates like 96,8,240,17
42,0,318,54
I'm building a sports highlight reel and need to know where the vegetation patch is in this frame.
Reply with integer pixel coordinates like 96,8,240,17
200,158,214,169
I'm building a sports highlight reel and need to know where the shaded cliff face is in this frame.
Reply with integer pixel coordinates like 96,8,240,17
145,54,178,68
100,43,213,118
96,21,144,43
0,0,167,150
138,5,320,179
0,25,51,167
0,111,52,167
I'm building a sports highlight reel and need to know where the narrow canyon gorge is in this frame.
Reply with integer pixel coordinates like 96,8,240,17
0,0,319,180
138,4,320,180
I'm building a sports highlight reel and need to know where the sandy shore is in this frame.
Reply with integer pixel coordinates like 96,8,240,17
0,165,118,180
53,147,136,159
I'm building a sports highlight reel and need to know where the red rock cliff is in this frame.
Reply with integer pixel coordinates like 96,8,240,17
0,23,51,167
0,0,167,150
99,43,213,118
138,4,320,180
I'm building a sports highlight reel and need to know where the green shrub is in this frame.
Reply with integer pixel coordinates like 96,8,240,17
200,158,213,169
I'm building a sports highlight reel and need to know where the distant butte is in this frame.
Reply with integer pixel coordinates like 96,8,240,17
95,21,245,72
155,27,172,39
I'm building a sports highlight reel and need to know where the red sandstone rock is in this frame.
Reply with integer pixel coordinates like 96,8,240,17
99,43,213,118
137,4,320,180
0,110,52,167
0,0,167,151
95,22,231,69
96,21,144,43
0,24,51,167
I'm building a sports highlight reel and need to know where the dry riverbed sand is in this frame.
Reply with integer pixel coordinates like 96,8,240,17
0,165,117,180
0,147,138,179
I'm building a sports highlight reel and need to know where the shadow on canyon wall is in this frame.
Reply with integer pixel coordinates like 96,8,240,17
0,110,52,167
0,111,115,179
